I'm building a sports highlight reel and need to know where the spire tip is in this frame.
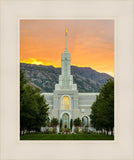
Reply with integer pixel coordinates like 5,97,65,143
65,28,67,35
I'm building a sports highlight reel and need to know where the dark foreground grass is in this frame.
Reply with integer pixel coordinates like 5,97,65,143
20,133,114,140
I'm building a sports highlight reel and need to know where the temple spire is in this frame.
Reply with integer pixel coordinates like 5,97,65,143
65,28,68,52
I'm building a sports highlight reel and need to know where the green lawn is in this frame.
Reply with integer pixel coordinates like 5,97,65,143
20,133,114,140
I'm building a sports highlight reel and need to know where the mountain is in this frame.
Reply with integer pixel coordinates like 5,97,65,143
20,63,113,93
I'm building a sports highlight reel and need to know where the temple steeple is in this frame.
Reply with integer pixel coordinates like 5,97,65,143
65,28,68,52
62,28,70,81
54,29,77,91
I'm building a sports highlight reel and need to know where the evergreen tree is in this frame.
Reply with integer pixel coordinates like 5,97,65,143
90,79,114,135
20,69,49,133
74,117,81,127
70,119,73,129
60,119,62,129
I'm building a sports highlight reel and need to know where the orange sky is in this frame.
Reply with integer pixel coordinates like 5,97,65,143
20,20,114,76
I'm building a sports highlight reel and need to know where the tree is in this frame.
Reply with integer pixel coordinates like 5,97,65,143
20,69,49,133
60,119,62,129
90,79,114,135
74,117,81,127
51,118,59,127
70,119,73,129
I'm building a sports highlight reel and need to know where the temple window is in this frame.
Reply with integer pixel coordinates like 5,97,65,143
62,96,69,110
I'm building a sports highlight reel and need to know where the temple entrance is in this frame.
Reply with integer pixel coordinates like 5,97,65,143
82,116,88,127
62,113,69,128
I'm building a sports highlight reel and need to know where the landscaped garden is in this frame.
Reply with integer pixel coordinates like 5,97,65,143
20,133,114,140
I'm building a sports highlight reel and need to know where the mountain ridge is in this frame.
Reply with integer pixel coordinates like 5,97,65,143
20,63,113,93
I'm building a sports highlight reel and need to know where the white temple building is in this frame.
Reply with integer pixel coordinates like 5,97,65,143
42,29,99,129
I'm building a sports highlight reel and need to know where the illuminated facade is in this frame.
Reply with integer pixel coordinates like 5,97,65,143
42,30,98,129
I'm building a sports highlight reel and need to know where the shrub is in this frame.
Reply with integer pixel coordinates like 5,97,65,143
74,118,81,127
51,118,58,127
74,127,79,134
53,128,57,134
65,128,71,133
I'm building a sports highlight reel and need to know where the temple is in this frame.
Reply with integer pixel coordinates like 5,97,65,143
42,29,99,130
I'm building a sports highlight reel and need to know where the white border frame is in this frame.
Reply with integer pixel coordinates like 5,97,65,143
0,0,134,160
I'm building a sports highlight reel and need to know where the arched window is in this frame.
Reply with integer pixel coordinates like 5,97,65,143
62,96,69,110
82,116,88,127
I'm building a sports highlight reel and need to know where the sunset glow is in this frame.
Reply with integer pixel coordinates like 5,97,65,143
20,20,114,76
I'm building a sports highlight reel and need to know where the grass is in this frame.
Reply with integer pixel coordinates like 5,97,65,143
20,133,114,140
